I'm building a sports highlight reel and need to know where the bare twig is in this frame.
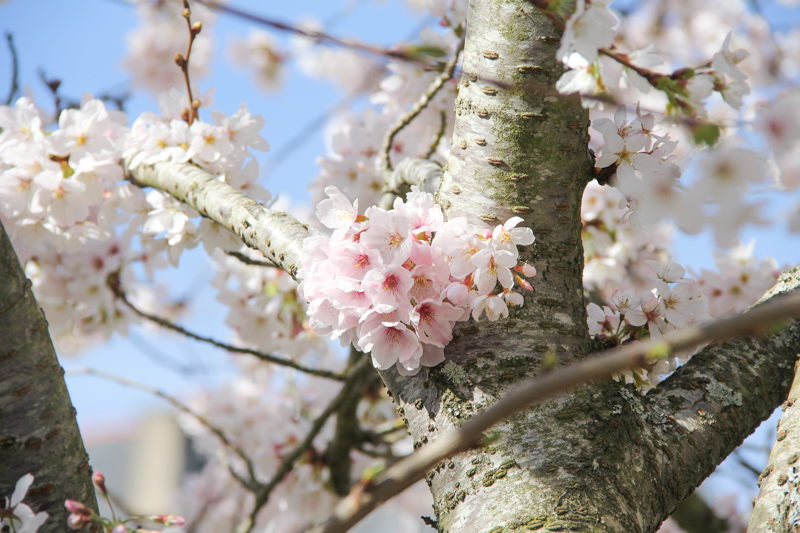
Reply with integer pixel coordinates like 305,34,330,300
193,0,426,64
176,0,203,124
238,356,373,533
4,32,19,106
312,291,800,533
226,250,279,268
423,110,448,160
107,272,346,381
379,38,464,172
68,368,258,490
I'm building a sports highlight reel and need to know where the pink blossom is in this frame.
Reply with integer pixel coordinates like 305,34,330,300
361,207,413,263
316,186,359,238
471,247,516,295
358,321,423,371
471,294,509,321
363,265,414,313
491,216,535,257
412,299,463,347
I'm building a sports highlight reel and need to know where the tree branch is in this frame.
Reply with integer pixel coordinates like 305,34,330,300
4,32,19,106
379,38,464,171
193,0,426,64
68,368,258,491
311,286,800,533
107,271,344,381
123,159,311,279
641,269,800,526
749,328,800,529
237,356,373,533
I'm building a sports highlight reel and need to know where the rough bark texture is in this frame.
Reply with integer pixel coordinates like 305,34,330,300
749,294,800,532
0,219,98,531
124,159,310,280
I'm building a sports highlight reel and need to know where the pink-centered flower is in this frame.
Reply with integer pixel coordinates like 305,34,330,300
358,321,422,371
360,207,413,263
363,265,414,313
412,299,463,347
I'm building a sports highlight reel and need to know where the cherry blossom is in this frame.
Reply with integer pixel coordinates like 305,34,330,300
1,474,48,533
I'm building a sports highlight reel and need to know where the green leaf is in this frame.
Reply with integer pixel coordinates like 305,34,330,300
691,124,721,147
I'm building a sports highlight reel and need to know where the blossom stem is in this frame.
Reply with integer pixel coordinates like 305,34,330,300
379,37,464,172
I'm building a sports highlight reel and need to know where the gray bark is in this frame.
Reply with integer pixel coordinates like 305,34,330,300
0,218,98,531
749,300,800,532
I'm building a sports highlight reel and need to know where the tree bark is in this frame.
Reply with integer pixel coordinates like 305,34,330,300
0,218,98,531
749,308,800,532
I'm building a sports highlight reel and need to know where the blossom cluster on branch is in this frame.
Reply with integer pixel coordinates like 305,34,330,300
299,185,536,375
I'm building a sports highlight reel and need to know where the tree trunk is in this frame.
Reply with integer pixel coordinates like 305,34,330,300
0,218,98,531
377,2,800,532
749,349,800,531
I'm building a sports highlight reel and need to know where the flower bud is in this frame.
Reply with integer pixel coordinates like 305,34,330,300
150,514,186,526
92,472,107,495
64,500,91,516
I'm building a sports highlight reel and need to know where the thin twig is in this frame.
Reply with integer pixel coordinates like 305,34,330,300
312,291,800,533
107,272,347,381
4,32,19,106
379,38,464,172
226,250,279,268
423,111,448,160
239,356,373,533
68,368,258,490
177,0,202,124
193,0,425,64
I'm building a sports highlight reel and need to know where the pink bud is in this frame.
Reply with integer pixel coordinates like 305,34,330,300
480,228,492,239
514,273,533,291
110,524,127,533
92,472,106,494
514,263,537,277
150,515,186,526
64,500,91,516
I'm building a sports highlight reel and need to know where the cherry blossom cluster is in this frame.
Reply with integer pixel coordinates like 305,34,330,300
209,247,326,362
581,182,779,385
555,0,753,116
587,260,710,383
309,28,460,211
0,90,287,354
593,105,773,247
298,185,536,375
1,474,48,533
